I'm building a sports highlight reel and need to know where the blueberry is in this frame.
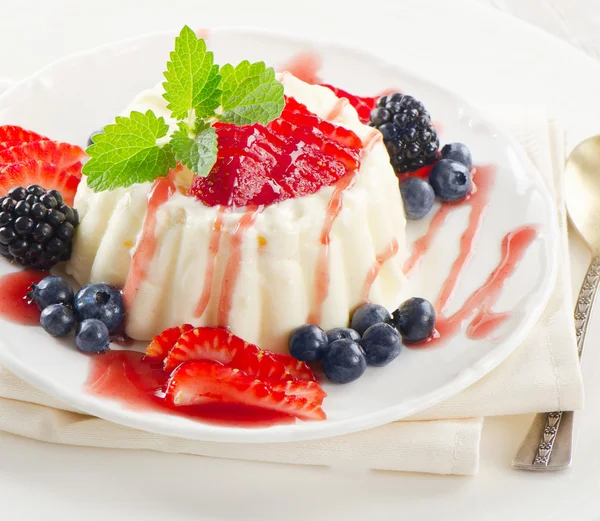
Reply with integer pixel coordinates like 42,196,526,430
28,276,74,310
327,327,361,344
360,323,402,366
74,283,124,333
391,297,436,343
429,159,472,202
441,143,472,169
40,303,76,337
350,303,391,336
288,324,328,361
400,177,435,220
323,339,367,384
75,319,110,354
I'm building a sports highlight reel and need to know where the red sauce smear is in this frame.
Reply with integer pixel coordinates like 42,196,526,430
86,350,294,427
217,207,260,327
0,270,48,325
326,98,349,121
194,206,226,319
279,51,323,84
195,28,210,39
360,238,400,302
424,226,538,347
404,165,495,276
122,176,176,310
307,130,382,324
403,165,538,347
307,171,357,324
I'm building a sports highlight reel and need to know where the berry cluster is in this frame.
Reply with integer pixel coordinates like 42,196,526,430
29,276,125,354
368,93,475,221
370,93,439,174
288,297,436,384
0,186,79,269
399,143,474,220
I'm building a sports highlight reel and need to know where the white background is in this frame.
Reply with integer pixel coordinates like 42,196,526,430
2,0,600,519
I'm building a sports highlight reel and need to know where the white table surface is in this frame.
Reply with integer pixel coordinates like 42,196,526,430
2,0,600,519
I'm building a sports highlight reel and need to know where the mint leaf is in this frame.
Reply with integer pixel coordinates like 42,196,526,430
83,110,176,191
218,60,284,125
171,122,218,178
163,26,221,120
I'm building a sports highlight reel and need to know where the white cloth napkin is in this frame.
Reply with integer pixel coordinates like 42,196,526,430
0,114,583,476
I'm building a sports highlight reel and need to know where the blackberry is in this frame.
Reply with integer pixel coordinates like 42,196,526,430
0,185,79,270
370,93,439,174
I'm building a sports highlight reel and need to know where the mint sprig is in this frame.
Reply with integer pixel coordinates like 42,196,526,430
84,110,176,191
83,26,284,192
163,26,221,120
219,61,285,125
171,121,218,178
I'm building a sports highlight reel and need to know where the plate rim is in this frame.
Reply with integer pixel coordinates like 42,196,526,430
0,26,559,443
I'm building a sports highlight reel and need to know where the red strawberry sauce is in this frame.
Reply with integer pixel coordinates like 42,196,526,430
122,175,176,310
402,165,538,347
217,207,260,327
86,349,295,427
194,206,226,319
0,270,48,325
80,163,538,424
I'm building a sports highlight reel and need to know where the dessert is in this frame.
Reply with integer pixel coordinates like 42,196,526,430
0,26,541,426
66,72,407,352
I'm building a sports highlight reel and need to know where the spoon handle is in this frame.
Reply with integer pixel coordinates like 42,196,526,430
512,254,600,470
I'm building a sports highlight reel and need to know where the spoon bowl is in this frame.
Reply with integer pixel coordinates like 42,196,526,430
565,135,600,253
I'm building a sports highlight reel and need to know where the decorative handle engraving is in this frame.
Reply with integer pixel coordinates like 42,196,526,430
532,254,600,466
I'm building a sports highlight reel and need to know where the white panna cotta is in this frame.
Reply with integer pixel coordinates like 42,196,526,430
66,73,406,353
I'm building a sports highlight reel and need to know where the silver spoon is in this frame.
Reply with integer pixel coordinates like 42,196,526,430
512,136,600,470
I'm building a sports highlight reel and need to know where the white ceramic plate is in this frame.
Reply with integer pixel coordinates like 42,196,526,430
0,28,558,443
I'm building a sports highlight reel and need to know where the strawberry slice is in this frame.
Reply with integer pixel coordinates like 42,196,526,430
164,327,316,383
0,125,47,144
190,96,363,208
166,361,326,421
0,140,34,153
271,379,326,405
164,327,245,373
0,140,86,171
271,353,317,382
145,324,194,361
229,343,295,382
0,160,81,205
